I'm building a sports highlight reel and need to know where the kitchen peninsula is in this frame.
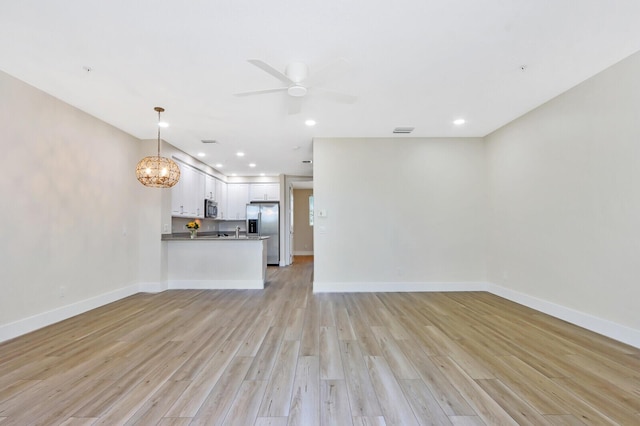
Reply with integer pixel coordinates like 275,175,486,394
163,235,269,289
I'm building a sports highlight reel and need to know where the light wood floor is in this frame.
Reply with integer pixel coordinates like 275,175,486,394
1,259,638,425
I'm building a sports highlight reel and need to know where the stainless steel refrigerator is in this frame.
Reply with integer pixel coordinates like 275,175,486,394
246,202,279,265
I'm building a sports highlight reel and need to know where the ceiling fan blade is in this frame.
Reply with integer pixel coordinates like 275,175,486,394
304,58,350,87
248,59,294,85
314,87,358,103
234,87,288,97
288,97,302,115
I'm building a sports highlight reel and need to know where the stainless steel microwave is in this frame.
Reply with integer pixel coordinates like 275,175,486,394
204,199,218,218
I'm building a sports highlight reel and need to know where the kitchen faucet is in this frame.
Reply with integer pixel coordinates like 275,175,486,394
235,226,240,239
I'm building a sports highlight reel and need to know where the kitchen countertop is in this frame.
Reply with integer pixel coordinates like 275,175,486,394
162,233,270,241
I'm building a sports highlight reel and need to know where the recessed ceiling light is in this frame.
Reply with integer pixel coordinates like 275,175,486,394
260,173,266,176
249,163,256,168
158,121,169,128
453,118,466,125
236,152,245,157
305,119,316,126
231,173,237,176
197,152,206,157
292,146,300,150
215,163,223,168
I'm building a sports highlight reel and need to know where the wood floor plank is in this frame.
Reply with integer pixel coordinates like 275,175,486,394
448,416,486,425
399,379,452,425
254,417,288,426
370,326,418,380
318,299,336,327
300,299,320,356
245,326,285,381
395,338,475,416
124,380,191,425
543,414,589,425
497,355,619,425
321,380,353,426
365,356,418,425
351,417,386,426
475,378,551,426
335,306,357,341
235,314,274,357
157,418,193,426
431,356,518,425
190,356,254,425
284,308,305,341
320,326,345,380
288,356,320,426
1,259,638,424
221,380,268,426
343,296,382,356
165,339,242,418
258,340,300,417
57,417,99,426
339,341,383,417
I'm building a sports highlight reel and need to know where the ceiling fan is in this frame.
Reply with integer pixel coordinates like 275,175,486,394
234,58,357,113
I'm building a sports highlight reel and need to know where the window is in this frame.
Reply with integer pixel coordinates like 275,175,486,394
309,195,314,226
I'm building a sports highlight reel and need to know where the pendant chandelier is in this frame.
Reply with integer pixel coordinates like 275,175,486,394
135,107,181,188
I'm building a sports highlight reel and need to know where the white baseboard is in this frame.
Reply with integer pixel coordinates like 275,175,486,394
138,281,168,293
293,251,314,256
0,283,139,343
313,281,489,293
488,283,640,349
168,280,264,290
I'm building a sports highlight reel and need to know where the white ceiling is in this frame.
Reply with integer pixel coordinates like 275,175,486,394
2,1,640,177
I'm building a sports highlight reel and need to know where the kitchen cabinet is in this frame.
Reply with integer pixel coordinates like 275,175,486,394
171,164,205,218
216,179,227,219
204,174,216,200
226,183,249,220
249,183,280,201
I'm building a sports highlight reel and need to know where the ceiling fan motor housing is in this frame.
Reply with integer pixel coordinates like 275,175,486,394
285,62,308,83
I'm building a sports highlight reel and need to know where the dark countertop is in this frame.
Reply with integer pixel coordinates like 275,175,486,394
162,233,269,241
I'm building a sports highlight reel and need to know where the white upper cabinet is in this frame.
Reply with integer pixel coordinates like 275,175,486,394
216,179,227,219
226,184,250,220
204,174,217,200
249,183,280,201
171,164,205,218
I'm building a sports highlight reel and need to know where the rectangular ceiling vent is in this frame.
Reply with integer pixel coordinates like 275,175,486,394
393,127,414,134
201,139,218,144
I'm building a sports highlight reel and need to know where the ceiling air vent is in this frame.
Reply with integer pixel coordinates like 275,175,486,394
393,127,414,134
302,160,313,164
201,139,218,144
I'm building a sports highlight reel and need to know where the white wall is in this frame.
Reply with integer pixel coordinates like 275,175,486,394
486,51,640,335
0,70,157,339
313,137,487,291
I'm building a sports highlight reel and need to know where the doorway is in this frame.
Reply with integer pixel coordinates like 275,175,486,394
286,179,313,265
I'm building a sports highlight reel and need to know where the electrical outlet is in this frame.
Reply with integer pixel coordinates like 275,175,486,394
59,285,67,298
163,224,170,232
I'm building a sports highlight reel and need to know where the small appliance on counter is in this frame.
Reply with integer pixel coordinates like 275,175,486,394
246,202,279,265
204,199,218,218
